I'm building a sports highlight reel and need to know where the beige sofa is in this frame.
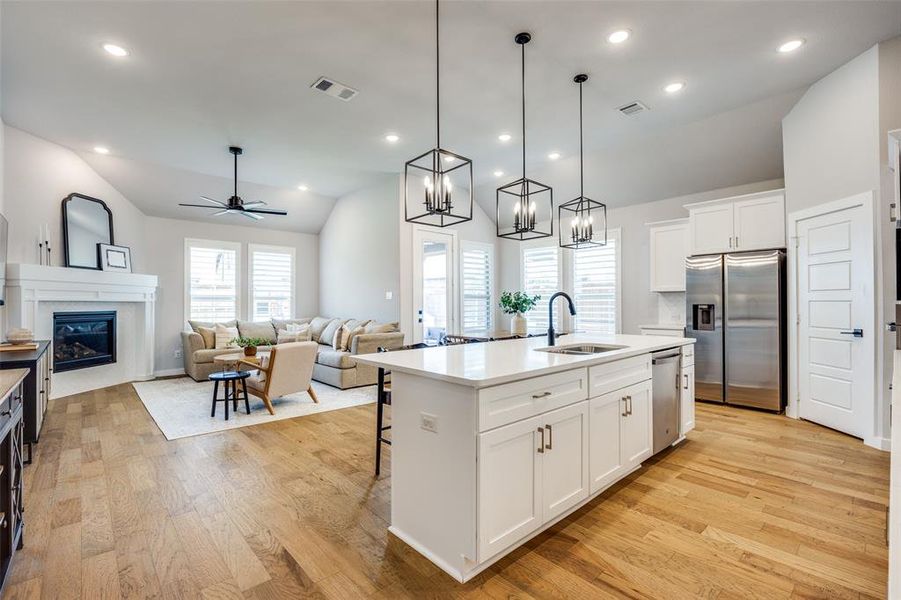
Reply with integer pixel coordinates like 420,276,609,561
181,317,404,389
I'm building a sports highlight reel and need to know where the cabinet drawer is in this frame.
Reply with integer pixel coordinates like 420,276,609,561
479,369,588,432
588,355,651,398
681,344,694,367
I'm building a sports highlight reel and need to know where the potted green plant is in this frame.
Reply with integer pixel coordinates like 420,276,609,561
499,291,541,336
231,336,269,357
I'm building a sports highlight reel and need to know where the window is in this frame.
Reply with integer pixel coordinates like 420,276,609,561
461,242,493,333
571,231,620,334
521,245,559,330
249,244,295,321
185,239,240,321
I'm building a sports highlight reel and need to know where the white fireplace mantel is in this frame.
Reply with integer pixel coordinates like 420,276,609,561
5,263,159,398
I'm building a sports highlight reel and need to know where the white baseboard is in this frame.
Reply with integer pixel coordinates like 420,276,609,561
865,436,891,452
153,368,185,378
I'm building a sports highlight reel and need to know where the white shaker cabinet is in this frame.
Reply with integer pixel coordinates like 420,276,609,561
687,190,785,255
619,380,653,469
680,363,695,435
648,218,689,292
539,402,590,522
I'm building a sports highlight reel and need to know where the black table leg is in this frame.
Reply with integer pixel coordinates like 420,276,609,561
211,380,219,417
225,380,230,421
241,379,250,414
232,379,239,412
376,367,384,476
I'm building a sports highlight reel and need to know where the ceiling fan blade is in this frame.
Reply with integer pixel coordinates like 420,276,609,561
241,211,264,220
179,203,221,209
200,196,227,207
213,209,235,216
246,208,288,216
242,200,266,208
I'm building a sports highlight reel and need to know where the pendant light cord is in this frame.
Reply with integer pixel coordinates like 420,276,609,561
234,151,238,199
579,80,584,200
521,40,526,179
435,0,440,150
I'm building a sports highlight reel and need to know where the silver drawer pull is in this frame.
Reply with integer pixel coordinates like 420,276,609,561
621,397,628,417
684,374,689,390
537,427,545,453
545,424,552,450
531,391,552,399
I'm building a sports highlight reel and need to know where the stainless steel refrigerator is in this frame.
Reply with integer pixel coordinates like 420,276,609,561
685,250,786,411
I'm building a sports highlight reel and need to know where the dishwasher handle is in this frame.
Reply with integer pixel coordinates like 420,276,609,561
651,352,681,365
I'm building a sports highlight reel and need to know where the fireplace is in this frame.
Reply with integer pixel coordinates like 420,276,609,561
53,311,117,373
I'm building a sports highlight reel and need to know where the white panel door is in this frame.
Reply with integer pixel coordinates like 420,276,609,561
478,415,542,561
649,221,689,292
412,228,457,344
733,194,786,251
620,380,653,468
797,200,873,439
689,204,734,255
589,391,624,494
539,401,589,522
680,364,695,435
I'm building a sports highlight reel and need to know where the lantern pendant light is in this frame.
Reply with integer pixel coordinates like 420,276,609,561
404,0,473,228
559,74,607,249
496,32,553,240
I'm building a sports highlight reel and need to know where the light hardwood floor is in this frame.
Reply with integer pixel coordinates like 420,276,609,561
3,383,889,599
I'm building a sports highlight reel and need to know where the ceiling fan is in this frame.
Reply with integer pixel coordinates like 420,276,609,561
178,146,287,220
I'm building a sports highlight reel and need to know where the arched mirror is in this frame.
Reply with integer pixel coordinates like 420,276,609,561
62,193,114,269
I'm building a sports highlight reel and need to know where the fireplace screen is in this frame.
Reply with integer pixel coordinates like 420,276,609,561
53,311,117,372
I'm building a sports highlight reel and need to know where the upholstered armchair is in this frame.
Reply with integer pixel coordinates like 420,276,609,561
238,341,318,414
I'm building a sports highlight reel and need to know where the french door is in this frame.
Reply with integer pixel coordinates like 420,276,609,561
412,227,457,344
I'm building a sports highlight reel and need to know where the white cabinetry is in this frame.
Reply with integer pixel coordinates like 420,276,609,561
539,403,590,522
680,364,695,435
618,380,653,468
687,190,785,255
588,378,653,493
648,219,689,292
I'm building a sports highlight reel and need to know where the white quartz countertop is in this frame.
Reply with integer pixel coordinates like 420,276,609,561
638,323,686,330
354,333,694,388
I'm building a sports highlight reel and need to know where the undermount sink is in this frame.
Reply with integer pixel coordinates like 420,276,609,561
536,343,626,356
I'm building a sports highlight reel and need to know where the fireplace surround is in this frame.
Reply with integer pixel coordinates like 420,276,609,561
53,311,117,372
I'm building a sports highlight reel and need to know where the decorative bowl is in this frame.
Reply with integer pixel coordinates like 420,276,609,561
7,328,34,345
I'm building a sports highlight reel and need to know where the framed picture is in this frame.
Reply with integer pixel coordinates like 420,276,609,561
98,243,132,273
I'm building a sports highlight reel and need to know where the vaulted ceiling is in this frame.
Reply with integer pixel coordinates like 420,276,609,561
4,1,900,232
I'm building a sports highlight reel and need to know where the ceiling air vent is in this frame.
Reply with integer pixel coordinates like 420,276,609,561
617,101,649,116
311,76,359,102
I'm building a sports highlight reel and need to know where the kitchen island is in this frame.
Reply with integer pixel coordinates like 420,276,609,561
355,333,695,583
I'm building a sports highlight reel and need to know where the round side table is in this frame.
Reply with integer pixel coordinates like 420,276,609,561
208,370,251,420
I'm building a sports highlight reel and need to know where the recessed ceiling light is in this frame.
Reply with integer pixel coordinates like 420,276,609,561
297,184,309,191
607,30,631,44
778,39,805,53
93,146,110,154
548,152,561,161
493,170,504,177
664,82,685,94
498,133,512,142
385,133,399,143
102,43,129,57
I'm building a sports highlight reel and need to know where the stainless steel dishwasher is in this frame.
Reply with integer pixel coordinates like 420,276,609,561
651,348,681,454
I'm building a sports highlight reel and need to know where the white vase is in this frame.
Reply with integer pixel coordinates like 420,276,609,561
511,313,527,336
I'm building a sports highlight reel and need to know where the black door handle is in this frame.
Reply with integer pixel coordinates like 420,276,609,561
839,329,863,338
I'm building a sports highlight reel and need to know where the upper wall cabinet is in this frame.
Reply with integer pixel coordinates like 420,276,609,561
687,190,785,256
648,218,689,292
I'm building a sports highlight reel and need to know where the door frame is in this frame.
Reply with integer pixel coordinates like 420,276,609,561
411,225,459,343
787,191,878,446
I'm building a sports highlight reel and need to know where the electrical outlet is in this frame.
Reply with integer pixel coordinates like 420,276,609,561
174,349,183,359
420,412,438,433
385,291,393,300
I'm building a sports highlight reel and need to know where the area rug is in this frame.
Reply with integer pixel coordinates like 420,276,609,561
132,377,376,440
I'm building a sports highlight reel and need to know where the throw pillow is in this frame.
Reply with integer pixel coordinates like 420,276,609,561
277,324,312,344
237,320,277,344
364,321,399,334
271,318,312,332
189,319,236,333
214,324,239,349
196,326,216,349
309,317,334,342
334,324,364,351
320,318,348,347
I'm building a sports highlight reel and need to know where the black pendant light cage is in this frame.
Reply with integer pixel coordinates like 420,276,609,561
559,73,607,249
496,32,553,241
404,0,473,228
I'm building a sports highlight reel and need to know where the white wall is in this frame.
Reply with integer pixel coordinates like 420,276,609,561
498,179,785,335
3,125,148,270
145,216,319,374
319,175,400,323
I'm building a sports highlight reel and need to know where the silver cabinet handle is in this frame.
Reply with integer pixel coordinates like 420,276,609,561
684,374,689,390
545,424,552,450
621,397,628,417
735,236,739,247
627,395,633,416
537,427,545,453
728,236,732,248
531,391,552,399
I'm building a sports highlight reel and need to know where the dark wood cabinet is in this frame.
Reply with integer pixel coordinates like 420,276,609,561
0,342,50,463
0,371,26,593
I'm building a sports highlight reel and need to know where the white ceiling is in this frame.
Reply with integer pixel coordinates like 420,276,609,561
3,1,900,232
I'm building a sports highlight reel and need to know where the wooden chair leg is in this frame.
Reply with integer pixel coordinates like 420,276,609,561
307,386,319,403
261,394,275,415
241,379,250,414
